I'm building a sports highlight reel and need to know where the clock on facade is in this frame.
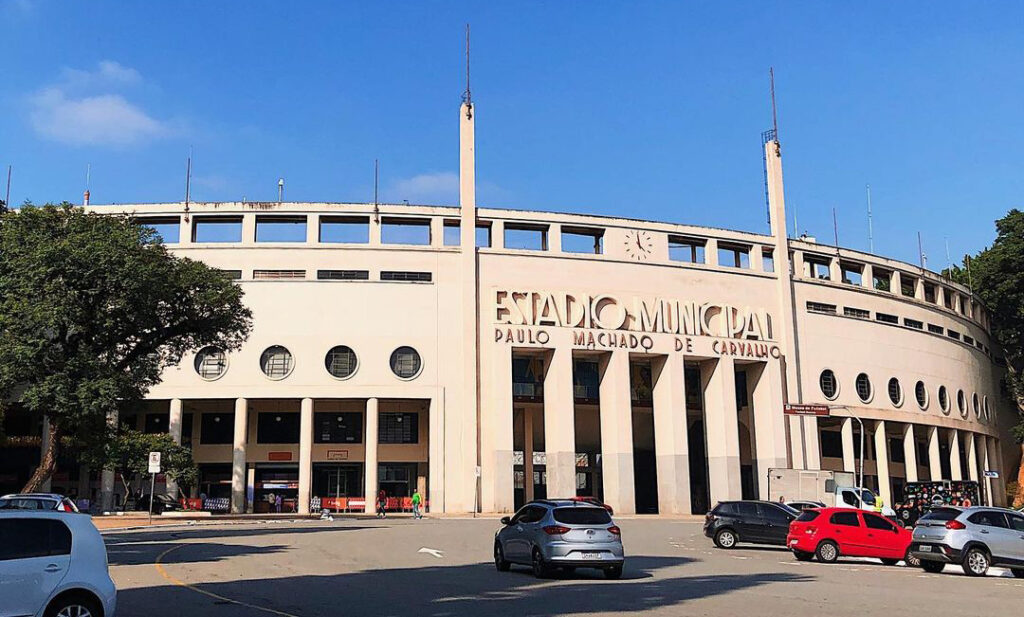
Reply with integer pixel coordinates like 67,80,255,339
623,230,654,261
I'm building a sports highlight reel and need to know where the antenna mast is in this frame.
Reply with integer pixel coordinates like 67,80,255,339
4,165,11,208
866,184,874,253
373,159,380,223
832,206,840,257
769,67,779,140
83,163,91,206
462,23,472,118
918,231,926,269
184,150,192,221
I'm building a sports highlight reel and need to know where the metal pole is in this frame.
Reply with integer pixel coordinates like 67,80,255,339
148,473,155,526
851,415,865,489
866,184,874,253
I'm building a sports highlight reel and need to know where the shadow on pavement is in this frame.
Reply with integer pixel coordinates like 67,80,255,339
117,556,815,617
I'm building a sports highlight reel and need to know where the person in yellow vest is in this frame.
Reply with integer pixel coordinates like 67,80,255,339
873,495,884,513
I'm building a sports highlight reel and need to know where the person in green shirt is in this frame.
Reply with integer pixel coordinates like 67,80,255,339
412,490,423,519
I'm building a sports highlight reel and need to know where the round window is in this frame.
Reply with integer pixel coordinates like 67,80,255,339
390,346,422,379
938,386,949,414
324,346,358,379
260,345,294,379
887,378,903,407
819,369,838,400
855,373,872,403
972,393,980,419
194,346,227,380
915,381,928,410
983,395,990,420
956,390,967,417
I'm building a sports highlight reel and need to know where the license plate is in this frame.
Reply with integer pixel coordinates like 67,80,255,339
789,539,798,545
919,545,932,552
580,552,602,560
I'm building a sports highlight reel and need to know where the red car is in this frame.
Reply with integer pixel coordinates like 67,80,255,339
787,507,919,566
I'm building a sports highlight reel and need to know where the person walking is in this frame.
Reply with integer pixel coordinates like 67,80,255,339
411,489,423,519
377,488,387,519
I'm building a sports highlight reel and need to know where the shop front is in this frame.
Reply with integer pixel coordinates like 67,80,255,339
254,464,299,513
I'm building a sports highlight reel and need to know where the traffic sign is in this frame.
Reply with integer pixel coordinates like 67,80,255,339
784,404,830,417
983,470,999,479
148,451,162,474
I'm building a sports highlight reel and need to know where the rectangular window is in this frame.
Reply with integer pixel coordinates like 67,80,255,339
139,216,181,244
380,271,432,282
806,301,837,315
820,431,843,458
181,413,193,446
317,270,369,280
257,412,300,444
319,216,369,244
927,324,944,335
200,413,234,445
963,335,974,345
872,269,892,292
943,289,953,309
443,221,493,247
668,236,705,264
923,283,936,304
843,307,870,319
219,269,243,280
841,262,863,286
144,413,167,434
255,216,306,243
193,216,243,243
762,249,775,272
253,270,305,280
903,318,924,330
381,217,431,245
947,329,961,341
561,226,604,254
717,243,750,269
504,224,548,251
572,359,600,402
379,412,419,444
889,438,905,463
875,312,899,324
805,256,831,280
900,275,917,297
313,412,363,444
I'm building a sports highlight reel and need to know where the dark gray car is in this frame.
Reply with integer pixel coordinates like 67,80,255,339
494,499,624,579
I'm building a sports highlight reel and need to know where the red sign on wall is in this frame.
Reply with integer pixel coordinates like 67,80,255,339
268,452,293,461
784,404,830,417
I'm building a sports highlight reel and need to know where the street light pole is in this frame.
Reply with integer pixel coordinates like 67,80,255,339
850,415,865,489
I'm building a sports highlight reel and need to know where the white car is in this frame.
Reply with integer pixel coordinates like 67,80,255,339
0,511,116,617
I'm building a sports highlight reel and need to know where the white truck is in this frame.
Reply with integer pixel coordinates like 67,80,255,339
767,468,896,517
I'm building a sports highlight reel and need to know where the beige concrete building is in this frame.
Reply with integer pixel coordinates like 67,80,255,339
52,100,1016,515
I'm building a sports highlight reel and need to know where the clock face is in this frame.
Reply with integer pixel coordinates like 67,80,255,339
623,230,654,261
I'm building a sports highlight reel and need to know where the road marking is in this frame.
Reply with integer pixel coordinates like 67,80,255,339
154,545,300,617
418,547,444,558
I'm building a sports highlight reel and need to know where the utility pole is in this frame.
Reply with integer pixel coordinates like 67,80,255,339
866,184,874,253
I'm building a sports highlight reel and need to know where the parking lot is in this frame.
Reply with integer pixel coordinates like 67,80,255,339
104,517,1022,617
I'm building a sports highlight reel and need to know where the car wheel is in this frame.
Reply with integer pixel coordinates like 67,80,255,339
920,560,945,574
713,528,737,549
962,547,990,577
45,595,101,617
815,540,839,563
494,542,510,572
792,550,814,561
903,549,921,568
880,558,899,566
605,565,623,579
531,548,551,579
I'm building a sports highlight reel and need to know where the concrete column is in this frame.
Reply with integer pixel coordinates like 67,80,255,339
701,357,742,504
788,415,806,469
890,270,902,295
231,398,248,514
428,395,444,513
927,426,942,480
523,408,535,503
543,346,577,499
76,465,91,504
598,350,635,515
791,251,805,279
364,398,379,513
873,420,892,505
902,424,919,483
803,417,822,469
705,238,719,267
936,286,946,307
749,245,763,272
482,347,515,513
978,436,992,505
651,353,690,514
985,437,1003,506
829,257,842,282
841,418,856,473
861,263,874,289
914,277,925,300
948,430,963,481
40,416,52,492
965,432,979,482
298,398,313,514
241,214,256,244
100,409,119,511
166,399,183,498
750,360,787,500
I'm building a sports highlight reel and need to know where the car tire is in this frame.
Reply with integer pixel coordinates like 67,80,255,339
713,528,737,549
815,540,839,563
605,565,623,580
920,560,945,574
792,550,813,561
903,549,921,568
494,542,510,572
531,548,552,579
45,594,102,617
962,547,990,577
880,558,899,566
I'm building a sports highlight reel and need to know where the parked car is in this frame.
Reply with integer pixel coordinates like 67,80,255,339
135,494,181,514
567,496,614,515
494,499,624,579
786,500,826,511
909,506,1024,577
0,492,80,512
0,511,117,617
704,500,798,549
786,507,918,565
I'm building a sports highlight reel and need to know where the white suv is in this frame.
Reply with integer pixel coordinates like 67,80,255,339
0,511,117,616
910,506,1024,577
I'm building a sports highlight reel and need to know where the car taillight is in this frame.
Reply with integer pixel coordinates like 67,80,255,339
945,520,966,530
542,525,571,535
804,526,817,535
608,526,621,535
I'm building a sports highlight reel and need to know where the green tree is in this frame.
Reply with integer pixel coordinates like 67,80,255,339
946,209,1024,507
0,203,252,492
84,428,199,508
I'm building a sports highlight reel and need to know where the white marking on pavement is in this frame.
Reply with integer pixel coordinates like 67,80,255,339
418,547,444,558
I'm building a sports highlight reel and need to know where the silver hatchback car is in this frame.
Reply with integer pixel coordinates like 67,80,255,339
494,499,624,579
910,506,1024,577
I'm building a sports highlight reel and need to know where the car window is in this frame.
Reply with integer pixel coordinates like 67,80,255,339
919,508,960,523
841,490,860,506
509,506,531,525
714,503,737,516
967,511,1009,529
1009,515,1024,532
796,510,820,522
863,513,896,532
0,519,61,560
553,507,612,525
737,502,760,518
760,504,794,523
830,511,861,527
520,506,546,524
860,490,876,505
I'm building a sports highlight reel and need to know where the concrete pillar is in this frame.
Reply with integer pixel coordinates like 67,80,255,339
965,432,979,482
861,264,874,289
803,417,822,470
829,257,842,282
788,415,807,469
948,430,963,481
873,420,892,505
914,277,925,301
598,350,635,515
76,465,91,505
543,346,577,500
166,399,183,498
749,245,763,272
651,353,690,514
364,398,379,513
482,347,515,513
791,251,805,279
985,437,1003,506
298,398,313,514
40,416,52,492
100,409,119,511
705,239,719,266
523,408,535,503
902,424,919,483
750,360,787,500
230,398,248,514
927,426,942,480
701,357,742,504
890,271,902,295
978,436,994,506
841,418,856,473
428,395,444,513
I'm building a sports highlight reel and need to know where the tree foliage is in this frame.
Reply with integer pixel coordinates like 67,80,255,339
84,428,199,507
0,203,252,491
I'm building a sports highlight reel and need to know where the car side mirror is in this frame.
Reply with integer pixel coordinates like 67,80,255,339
500,516,511,525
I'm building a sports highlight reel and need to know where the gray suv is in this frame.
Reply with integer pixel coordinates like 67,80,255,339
494,499,624,579
910,506,1024,577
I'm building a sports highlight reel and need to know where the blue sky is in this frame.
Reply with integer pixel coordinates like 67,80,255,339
2,1,1023,266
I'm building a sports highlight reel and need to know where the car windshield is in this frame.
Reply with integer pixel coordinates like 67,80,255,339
860,489,877,504
779,503,800,515
552,507,612,525
919,508,960,523
796,510,820,522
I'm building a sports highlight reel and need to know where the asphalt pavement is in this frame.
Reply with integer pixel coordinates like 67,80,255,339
104,517,1022,617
